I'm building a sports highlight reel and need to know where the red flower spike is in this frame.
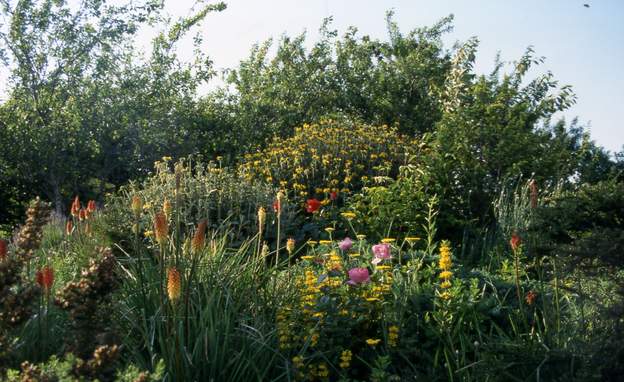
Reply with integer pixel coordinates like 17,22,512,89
272,199,281,214
66,220,73,235
42,266,54,291
330,191,338,201
87,200,96,213
525,290,537,305
0,239,7,260
510,233,521,252
70,196,81,217
79,208,87,221
306,198,321,213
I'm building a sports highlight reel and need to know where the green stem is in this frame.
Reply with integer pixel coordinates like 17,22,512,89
275,213,281,267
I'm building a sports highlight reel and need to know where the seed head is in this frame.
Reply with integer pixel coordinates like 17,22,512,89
258,207,266,231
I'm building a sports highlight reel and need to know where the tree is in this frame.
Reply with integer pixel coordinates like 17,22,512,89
0,0,163,214
0,0,225,222
429,41,615,243
209,12,452,156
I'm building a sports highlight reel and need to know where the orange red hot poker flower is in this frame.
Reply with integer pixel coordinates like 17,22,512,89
167,267,181,302
36,266,55,294
191,221,207,255
70,196,81,217
87,200,96,213
510,233,521,252
66,220,73,235
0,239,7,260
153,212,169,245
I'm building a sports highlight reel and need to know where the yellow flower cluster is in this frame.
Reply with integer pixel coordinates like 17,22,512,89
366,338,381,346
339,350,352,369
325,251,342,271
438,240,453,300
238,119,419,202
277,308,292,350
301,270,320,312
388,325,399,347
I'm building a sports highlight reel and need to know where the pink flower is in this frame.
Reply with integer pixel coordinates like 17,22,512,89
372,243,391,264
347,267,370,285
338,237,353,251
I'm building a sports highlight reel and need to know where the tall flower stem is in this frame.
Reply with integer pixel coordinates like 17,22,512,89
513,247,527,326
275,213,281,267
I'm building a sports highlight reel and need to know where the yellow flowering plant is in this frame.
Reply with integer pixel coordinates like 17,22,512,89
238,119,421,207
277,238,410,380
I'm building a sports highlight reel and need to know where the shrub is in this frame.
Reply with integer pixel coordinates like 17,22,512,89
105,156,294,247
344,164,433,243
238,118,422,205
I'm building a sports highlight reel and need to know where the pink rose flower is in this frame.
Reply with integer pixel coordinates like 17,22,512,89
338,237,353,251
347,267,370,285
371,243,391,264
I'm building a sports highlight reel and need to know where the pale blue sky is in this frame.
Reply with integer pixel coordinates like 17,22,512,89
141,0,622,153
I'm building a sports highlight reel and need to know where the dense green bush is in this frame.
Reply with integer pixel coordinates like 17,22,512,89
238,118,421,203
105,156,295,247
344,164,433,243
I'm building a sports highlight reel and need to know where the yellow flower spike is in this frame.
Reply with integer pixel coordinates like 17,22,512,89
440,291,452,300
439,270,453,280
356,234,366,241
381,238,396,244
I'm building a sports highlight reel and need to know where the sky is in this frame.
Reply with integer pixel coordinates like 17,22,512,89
135,0,622,153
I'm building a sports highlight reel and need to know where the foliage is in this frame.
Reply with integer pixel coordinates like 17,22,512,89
209,12,451,156
428,40,616,244
0,0,225,224
105,156,292,248
530,179,624,273
0,6,622,381
6,352,164,382
239,118,422,204
345,164,433,242
116,187,289,381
